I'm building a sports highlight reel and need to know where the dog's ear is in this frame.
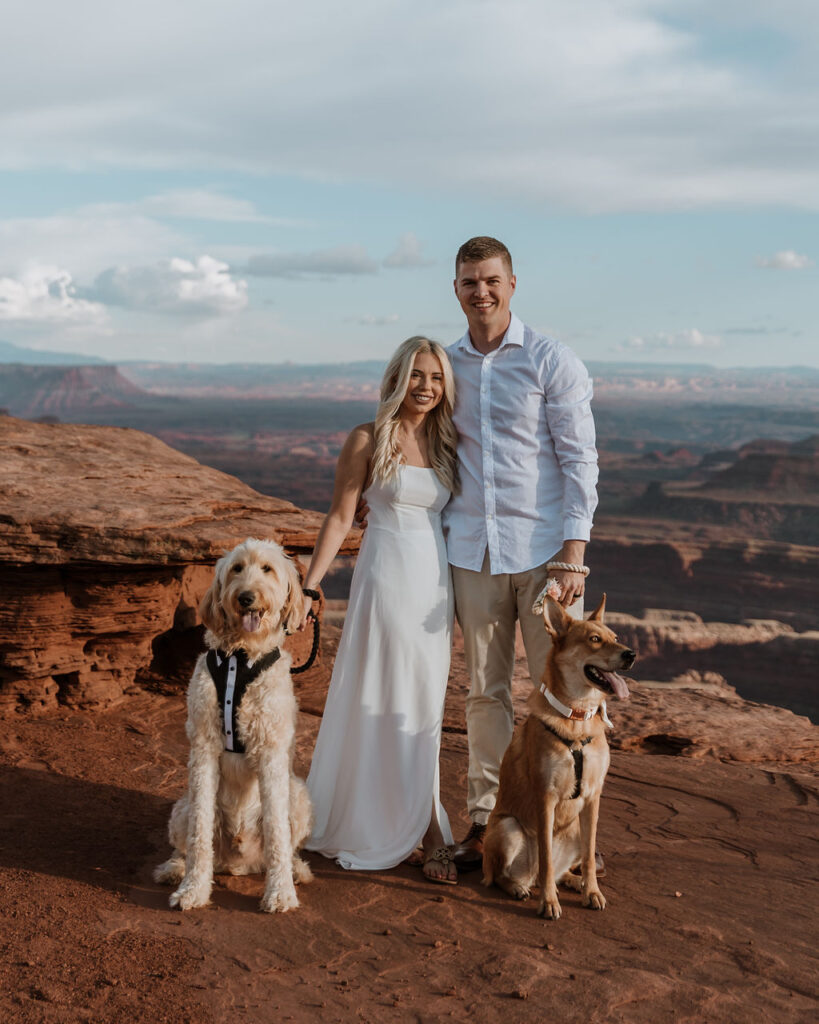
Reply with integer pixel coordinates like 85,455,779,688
199,561,226,634
588,593,607,623
281,555,306,633
542,595,570,638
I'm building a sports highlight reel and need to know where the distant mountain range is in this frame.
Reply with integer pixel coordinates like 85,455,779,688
0,340,106,365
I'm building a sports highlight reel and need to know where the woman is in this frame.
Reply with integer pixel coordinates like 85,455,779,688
301,336,459,884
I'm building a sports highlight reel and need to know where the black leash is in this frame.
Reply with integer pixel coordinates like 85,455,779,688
289,611,320,675
289,586,321,675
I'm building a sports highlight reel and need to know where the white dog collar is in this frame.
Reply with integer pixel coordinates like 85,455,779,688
539,683,612,727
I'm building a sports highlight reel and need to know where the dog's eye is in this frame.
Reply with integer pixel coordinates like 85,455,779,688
232,563,243,573
590,635,602,643
262,565,272,573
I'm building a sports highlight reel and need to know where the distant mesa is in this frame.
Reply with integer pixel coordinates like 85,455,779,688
700,436,819,496
0,364,147,419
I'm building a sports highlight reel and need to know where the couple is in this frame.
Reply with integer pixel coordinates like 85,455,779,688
301,236,599,885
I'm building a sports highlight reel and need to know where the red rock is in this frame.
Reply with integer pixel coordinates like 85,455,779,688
0,416,361,713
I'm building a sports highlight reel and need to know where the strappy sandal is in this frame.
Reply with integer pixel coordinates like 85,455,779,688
422,846,458,886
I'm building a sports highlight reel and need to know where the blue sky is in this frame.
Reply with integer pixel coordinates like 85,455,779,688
0,1,816,367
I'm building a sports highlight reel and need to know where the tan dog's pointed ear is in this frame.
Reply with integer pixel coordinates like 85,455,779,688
542,595,570,638
588,593,607,622
281,556,306,633
199,560,226,634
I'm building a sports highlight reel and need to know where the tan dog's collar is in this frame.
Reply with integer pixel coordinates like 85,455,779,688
539,683,612,727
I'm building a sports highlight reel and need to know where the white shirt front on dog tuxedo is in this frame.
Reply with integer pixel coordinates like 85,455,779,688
206,647,281,753
444,314,598,575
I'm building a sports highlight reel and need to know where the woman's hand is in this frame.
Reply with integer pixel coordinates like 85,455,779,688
297,597,314,631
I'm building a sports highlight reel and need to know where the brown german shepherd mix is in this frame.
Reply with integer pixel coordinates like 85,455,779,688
482,594,635,919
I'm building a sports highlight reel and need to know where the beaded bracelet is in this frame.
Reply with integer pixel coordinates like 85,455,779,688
546,561,590,577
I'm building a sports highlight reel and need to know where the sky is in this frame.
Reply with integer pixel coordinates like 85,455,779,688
0,0,817,368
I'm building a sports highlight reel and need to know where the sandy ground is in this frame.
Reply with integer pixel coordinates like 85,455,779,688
1,628,817,1023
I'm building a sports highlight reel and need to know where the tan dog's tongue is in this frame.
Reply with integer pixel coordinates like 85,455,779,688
242,611,261,633
602,670,630,699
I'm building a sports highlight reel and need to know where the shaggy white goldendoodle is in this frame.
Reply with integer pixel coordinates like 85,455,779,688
154,538,314,913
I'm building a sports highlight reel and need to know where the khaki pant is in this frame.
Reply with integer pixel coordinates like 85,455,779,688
452,551,583,825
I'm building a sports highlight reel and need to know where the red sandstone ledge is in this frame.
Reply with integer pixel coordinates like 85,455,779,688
0,416,362,564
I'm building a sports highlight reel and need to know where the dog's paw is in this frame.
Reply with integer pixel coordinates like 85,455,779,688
169,878,211,911
292,856,314,885
511,883,531,901
583,888,606,911
260,882,300,913
537,892,562,920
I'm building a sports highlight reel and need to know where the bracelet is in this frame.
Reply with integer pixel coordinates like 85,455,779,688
302,587,321,600
546,561,590,577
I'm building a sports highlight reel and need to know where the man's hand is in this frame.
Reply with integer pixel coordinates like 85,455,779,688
550,569,585,607
550,540,587,607
354,496,370,529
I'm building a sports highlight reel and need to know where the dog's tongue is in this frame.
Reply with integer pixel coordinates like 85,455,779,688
242,611,261,633
602,670,630,699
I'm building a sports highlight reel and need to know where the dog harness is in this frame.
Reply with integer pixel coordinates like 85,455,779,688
206,648,281,753
538,719,593,800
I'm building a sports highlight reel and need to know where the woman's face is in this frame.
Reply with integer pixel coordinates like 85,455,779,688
400,351,445,417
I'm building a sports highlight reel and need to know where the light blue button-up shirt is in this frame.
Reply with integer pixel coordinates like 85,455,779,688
443,313,598,575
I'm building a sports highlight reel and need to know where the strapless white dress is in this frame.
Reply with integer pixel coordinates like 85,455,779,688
305,465,454,869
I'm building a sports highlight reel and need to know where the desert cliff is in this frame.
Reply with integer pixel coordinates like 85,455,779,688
0,416,359,714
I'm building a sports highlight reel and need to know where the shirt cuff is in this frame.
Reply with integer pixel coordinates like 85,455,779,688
562,516,592,543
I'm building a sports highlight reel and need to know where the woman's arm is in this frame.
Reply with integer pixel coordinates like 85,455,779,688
301,424,373,617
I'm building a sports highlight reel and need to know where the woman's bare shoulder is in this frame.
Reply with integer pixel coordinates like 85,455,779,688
344,422,375,454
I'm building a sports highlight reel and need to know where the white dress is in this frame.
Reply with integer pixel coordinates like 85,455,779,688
305,465,454,869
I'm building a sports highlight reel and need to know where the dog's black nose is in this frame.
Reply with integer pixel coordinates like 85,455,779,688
238,591,255,609
621,649,636,669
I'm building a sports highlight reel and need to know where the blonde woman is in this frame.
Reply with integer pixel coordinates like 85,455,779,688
302,337,459,884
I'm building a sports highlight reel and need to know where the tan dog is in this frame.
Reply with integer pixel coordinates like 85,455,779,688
482,594,634,919
154,538,314,913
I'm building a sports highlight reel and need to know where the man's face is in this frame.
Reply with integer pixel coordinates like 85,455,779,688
454,256,516,338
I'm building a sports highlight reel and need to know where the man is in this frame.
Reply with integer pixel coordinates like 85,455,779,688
444,236,599,869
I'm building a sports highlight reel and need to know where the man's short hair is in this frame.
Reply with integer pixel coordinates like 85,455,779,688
455,236,513,275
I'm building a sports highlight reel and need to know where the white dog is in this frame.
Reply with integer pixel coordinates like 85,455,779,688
154,538,314,913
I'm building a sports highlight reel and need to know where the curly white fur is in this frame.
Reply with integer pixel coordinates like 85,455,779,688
154,538,314,913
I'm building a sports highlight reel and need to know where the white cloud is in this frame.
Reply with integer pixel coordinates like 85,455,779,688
353,313,400,326
87,256,248,315
244,246,378,278
78,190,281,224
0,213,186,280
383,233,434,269
0,2,817,212
0,264,107,324
756,250,813,270
619,328,722,352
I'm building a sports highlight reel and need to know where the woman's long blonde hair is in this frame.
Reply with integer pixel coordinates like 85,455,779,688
371,336,459,493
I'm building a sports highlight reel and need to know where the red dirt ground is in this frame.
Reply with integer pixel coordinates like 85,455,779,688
1,628,817,1024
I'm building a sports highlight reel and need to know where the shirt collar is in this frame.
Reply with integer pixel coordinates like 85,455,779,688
456,313,525,355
